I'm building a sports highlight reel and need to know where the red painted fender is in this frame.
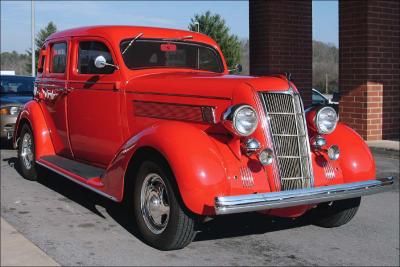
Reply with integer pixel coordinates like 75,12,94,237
102,121,230,215
325,123,376,183
14,100,55,158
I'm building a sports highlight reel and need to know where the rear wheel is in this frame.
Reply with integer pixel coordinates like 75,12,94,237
17,124,38,181
133,160,196,250
312,197,361,228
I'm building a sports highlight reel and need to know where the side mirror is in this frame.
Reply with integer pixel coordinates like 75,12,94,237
229,64,242,74
94,55,107,69
235,64,243,73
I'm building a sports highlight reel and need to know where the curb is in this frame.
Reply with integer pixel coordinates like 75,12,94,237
1,218,60,266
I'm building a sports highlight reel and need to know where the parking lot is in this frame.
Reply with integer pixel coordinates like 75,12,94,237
1,147,399,266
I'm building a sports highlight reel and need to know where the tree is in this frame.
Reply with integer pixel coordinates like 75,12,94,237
188,11,241,70
312,40,338,93
26,22,57,74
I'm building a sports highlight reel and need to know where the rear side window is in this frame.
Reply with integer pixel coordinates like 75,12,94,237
78,41,115,74
50,42,67,73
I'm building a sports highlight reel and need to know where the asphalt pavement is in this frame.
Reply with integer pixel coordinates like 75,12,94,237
1,148,399,266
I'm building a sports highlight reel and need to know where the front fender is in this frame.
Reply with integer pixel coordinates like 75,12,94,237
14,100,55,157
103,121,229,215
325,123,376,183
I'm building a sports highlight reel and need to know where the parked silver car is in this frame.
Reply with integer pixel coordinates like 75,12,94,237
1,75,34,140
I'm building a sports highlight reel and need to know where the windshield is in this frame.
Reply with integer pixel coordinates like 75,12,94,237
120,39,224,73
0,76,34,95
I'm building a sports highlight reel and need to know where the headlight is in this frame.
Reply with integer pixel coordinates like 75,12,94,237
9,106,20,115
223,104,258,136
0,106,21,115
315,106,338,134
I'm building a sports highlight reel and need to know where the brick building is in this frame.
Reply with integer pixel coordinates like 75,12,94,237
249,0,399,141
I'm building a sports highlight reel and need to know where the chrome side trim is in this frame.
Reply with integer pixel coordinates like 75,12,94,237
36,160,118,202
215,177,394,215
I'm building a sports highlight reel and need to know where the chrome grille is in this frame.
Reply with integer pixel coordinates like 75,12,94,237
259,92,313,190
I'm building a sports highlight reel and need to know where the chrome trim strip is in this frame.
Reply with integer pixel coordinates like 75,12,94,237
36,160,118,202
215,177,394,215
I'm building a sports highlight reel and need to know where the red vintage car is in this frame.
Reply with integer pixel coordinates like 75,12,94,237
13,26,393,250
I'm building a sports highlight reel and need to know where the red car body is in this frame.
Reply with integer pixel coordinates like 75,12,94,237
13,26,392,249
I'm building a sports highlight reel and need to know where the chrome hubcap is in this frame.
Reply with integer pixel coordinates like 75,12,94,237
140,173,170,234
21,132,34,170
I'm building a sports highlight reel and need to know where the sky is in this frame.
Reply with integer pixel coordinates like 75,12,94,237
0,0,338,54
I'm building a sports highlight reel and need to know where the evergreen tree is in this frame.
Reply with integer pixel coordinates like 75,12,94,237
189,11,241,71
26,22,57,74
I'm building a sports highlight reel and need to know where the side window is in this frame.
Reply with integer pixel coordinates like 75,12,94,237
78,41,115,74
50,42,67,73
38,55,45,73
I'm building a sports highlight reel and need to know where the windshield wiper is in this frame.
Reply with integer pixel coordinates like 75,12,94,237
161,35,193,41
122,32,144,55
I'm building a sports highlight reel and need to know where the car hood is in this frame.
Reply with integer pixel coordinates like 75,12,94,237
0,94,33,106
126,71,291,99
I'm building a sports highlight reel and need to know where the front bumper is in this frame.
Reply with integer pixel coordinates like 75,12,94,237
215,177,394,215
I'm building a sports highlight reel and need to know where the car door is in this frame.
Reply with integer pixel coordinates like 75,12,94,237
67,37,124,167
37,39,73,158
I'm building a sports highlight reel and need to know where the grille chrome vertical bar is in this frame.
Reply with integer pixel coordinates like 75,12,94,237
291,94,305,188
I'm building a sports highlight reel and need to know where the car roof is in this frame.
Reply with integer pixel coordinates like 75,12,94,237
47,25,219,48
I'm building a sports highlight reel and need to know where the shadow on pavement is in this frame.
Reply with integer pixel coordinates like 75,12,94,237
0,139,14,150
3,156,313,244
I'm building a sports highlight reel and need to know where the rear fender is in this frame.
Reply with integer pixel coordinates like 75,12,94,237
14,100,55,157
102,121,229,215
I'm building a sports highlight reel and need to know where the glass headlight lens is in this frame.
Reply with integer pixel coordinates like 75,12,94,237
9,106,20,115
223,104,258,136
315,106,338,134
233,105,258,136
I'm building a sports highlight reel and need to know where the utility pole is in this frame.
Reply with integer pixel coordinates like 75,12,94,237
325,73,328,94
31,0,35,77
194,21,200,32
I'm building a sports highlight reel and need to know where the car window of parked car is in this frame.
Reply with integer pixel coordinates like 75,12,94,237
0,76,34,95
78,41,115,74
312,90,328,105
50,42,67,73
120,39,223,73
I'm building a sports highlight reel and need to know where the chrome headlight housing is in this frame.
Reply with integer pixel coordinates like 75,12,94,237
223,104,258,136
315,106,338,134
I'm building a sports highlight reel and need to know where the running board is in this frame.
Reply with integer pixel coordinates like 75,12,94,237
36,155,117,201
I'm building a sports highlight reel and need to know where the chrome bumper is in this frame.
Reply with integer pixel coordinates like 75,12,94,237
215,177,394,215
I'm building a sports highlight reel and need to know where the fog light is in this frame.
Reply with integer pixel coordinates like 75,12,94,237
242,138,261,155
311,135,327,150
259,148,274,165
315,135,326,147
328,145,340,161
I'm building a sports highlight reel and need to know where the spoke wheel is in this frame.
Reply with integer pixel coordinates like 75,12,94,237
21,132,34,170
18,124,38,181
140,173,170,234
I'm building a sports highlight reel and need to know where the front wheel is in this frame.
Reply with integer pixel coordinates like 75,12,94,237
17,124,38,181
311,197,361,228
133,160,196,250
